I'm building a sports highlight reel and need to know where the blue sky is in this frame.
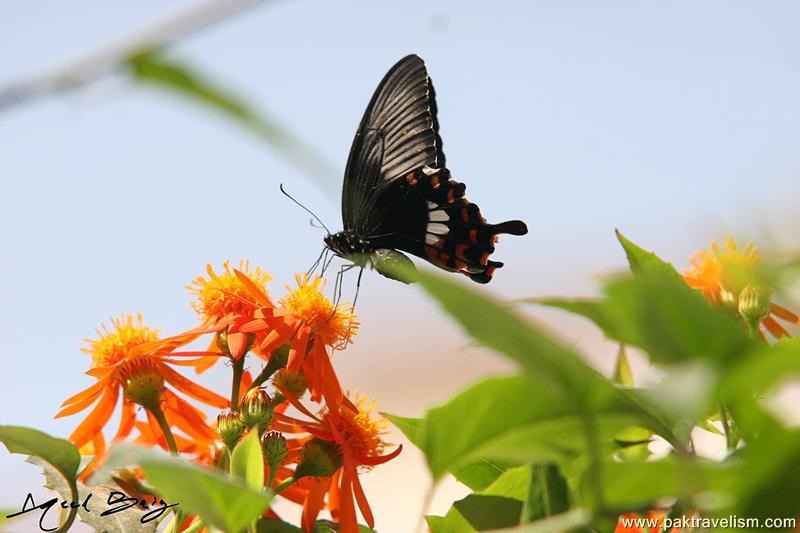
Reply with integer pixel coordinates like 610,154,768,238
2,1,800,530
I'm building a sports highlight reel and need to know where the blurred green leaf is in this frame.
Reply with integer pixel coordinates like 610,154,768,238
615,230,684,281
417,269,621,406
231,429,265,491
419,375,636,480
127,51,335,187
385,414,424,447
613,344,634,386
257,518,304,532
452,459,518,491
532,233,753,365
534,272,752,365
106,444,270,533
386,414,516,490
523,463,570,522
599,457,735,510
257,519,376,532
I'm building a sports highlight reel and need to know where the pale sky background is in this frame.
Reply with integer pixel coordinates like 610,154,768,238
2,1,800,532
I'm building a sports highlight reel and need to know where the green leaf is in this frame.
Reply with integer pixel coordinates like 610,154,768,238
256,519,376,533
417,269,620,405
599,457,735,509
615,229,684,280
426,495,523,532
0,426,81,533
523,464,570,522
419,374,636,481
386,414,516,490
0,425,80,481
231,430,265,491
106,444,270,533
127,51,335,186
257,518,304,532
613,344,634,386
385,414,424,448
28,456,157,533
452,459,518,491
534,273,752,365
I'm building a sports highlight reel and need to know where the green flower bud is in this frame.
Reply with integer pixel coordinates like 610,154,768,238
738,284,771,334
217,410,245,449
123,366,164,410
262,431,288,484
295,438,343,479
240,387,274,432
273,369,307,396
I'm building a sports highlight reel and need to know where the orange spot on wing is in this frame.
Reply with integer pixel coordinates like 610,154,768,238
461,208,469,222
447,189,455,203
455,244,469,261
469,229,478,242
406,172,418,186
431,176,440,189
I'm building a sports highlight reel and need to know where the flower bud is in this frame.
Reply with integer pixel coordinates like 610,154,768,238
738,284,771,333
273,369,307,396
262,431,288,483
240,387,274,432
217,410,245,449
123,365,164,410
294,438,343,479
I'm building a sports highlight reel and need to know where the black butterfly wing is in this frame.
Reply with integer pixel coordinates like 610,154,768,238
341,54,527,283
342,54,445,231
364,167,528,283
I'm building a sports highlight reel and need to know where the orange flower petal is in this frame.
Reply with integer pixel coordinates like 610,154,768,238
69,386,119,449
112,400,137,443
301,477,327,532
764,316,790,339
234,268,272,306
60,377,109,408
160,364,229,408
772,303,800,324
350,465,374,528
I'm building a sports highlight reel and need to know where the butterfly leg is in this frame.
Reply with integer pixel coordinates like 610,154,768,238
306,246,328,277
352,267,364,311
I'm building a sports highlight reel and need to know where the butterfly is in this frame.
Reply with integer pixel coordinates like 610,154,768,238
324,54,528,284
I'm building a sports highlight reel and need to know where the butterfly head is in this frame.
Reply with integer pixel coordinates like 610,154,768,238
324,231,369,260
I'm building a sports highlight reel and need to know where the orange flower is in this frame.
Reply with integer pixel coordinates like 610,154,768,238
288,394,401,533
56,314,228,477
614,510,682,533
683,238,799,339
279,274,359,411
188,260,292,364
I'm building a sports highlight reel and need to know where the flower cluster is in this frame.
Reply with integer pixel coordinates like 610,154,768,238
57,260,396,532
683,237,799,339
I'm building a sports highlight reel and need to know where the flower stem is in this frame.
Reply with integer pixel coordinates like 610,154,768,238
231,356,245,411
720,405,737,451
273,476,297,494
150,403,178,455
250,343,291,391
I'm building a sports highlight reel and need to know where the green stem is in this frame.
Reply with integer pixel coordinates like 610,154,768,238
720,405,737,451
250,343,291,390
273,475,297,495
150,403,178,455
231,356,245,411
180,519,205,533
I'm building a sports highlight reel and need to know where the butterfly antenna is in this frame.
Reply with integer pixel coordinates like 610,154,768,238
279,183,331,234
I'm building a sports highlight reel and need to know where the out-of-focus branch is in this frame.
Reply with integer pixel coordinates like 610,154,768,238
0,0,267,111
